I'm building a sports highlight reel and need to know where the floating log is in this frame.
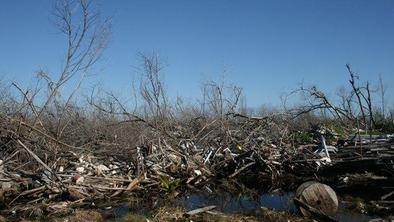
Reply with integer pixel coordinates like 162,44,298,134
295,181,338,218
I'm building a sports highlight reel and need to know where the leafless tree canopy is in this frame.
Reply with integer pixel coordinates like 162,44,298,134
288,64,393,134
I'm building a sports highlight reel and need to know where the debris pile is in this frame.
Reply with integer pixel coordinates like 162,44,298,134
0,114,393,219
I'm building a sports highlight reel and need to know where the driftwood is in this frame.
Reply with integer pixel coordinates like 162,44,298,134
185,205,216,216
381,191,394,200
111,174,145,197
229,162,255,178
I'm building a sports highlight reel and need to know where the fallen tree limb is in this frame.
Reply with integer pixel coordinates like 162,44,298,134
185,205,216,216
9,185,46,205
111,174,145,197
229,162,255,178
16,139,61,183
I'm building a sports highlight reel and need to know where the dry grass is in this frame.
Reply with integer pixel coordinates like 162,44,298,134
150,206,308,222
49,210,104,222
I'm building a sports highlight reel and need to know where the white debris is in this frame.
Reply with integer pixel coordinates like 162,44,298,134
204,150,213,164
2,182,12,189
194,170,202,176
320,156,332,163
112,165,119,170
97,164,109,171
76,167,85,173
204,186,213,193
151,145,158,153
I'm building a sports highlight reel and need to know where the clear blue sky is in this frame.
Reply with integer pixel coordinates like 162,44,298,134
1,0,394,108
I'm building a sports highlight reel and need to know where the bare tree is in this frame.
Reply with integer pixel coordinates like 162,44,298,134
346,64,367,127
337,86,355,120
379,75,386,120
288,64,388,134
89,52,174,138
202,79,242,118
28,0,111,138
289,84,351,123
138,52,170,122
238,95,248,115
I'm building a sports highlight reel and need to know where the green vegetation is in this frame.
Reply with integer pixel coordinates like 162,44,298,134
160,175,181,194
293,131,314,145
375,120,394,134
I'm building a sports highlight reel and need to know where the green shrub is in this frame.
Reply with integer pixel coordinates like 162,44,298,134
293,131,314,144
160,175,181,194
375,121,394,134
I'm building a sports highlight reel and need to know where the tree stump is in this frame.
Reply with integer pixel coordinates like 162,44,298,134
295,181,338,217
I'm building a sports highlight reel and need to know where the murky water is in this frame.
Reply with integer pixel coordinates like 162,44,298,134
178,191,379,222
179,191,297,213
104,189,381,222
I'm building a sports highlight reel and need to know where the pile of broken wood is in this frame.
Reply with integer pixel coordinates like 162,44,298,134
0,113,393,218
